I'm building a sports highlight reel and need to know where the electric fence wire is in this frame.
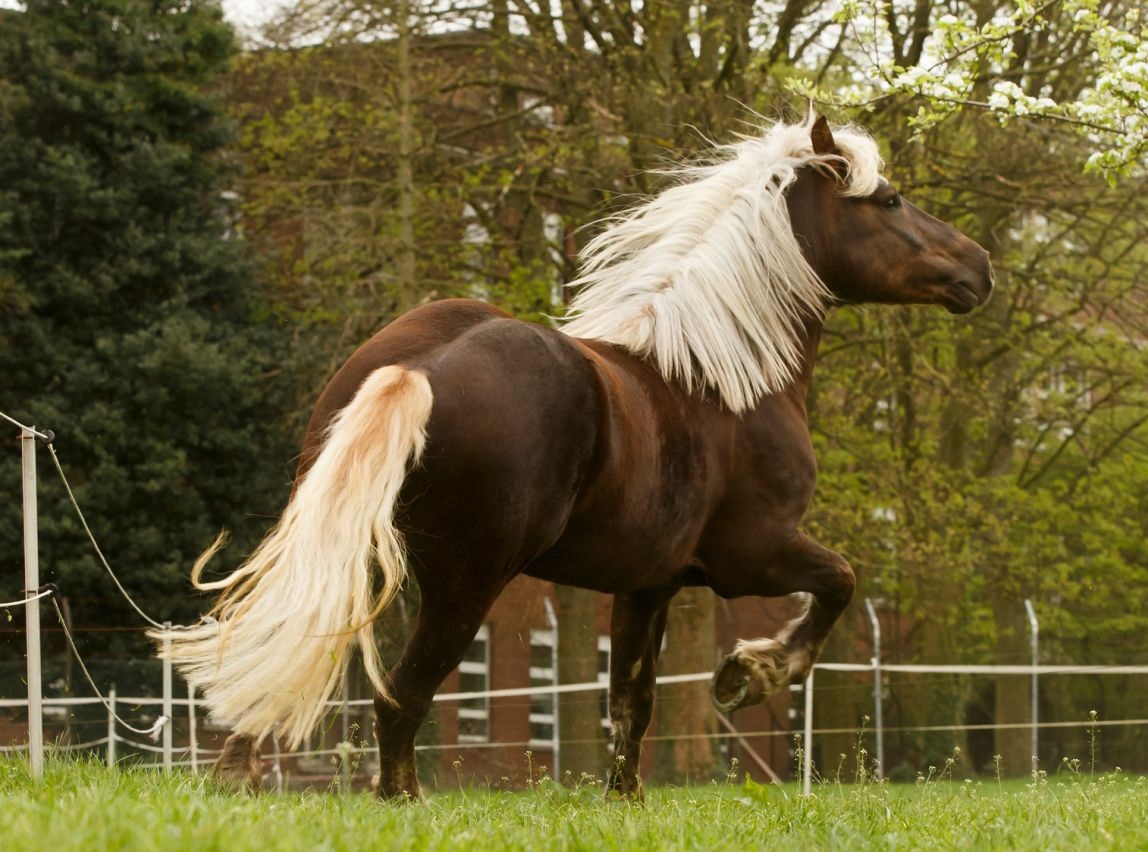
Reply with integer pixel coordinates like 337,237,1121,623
4,405,177,630
44,442,168,630
0,588,55,608
47,595,169,740
8,406,1148,772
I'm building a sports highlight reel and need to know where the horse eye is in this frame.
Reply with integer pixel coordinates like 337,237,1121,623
882,194,901,210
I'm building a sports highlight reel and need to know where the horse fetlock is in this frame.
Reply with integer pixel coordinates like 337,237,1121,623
784,645,815,682
375,766,422,802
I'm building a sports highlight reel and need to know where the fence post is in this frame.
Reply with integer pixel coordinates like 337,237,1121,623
865,598,884,781
162,623,173,772
188,683,198,774
339,669,350,789
107,687,117,768
542,596,559,781
802,668,814,796
22,426,44,780
1025,598,1039,774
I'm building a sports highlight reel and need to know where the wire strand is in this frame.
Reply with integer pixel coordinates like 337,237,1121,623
49,596,169,739
0,588,54,608
44,443,166,630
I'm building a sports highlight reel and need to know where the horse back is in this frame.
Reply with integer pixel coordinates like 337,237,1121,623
298,299,513,479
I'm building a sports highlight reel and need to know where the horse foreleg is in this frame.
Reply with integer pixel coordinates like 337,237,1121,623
712,533,854,713
605,588,674,802
213,732,263,792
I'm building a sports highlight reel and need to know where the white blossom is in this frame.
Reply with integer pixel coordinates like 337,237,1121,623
795,0,1148,180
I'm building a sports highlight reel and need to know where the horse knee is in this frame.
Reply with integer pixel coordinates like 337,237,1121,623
802,549,854,611
826,556,855,609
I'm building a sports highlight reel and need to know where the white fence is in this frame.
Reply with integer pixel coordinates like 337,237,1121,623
4,661,1148,794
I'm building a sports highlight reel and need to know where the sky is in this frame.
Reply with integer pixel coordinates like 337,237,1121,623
221,0,283,33
0,1,281,29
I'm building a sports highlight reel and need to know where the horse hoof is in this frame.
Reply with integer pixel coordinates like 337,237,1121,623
376,780,423,803
604,787,646,805
212,733,263,794
711,654,752,712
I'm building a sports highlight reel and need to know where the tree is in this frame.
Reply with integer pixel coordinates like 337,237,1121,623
0,0,298,675
798,0,1148,182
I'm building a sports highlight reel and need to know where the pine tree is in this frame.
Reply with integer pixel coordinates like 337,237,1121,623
0,0,298,666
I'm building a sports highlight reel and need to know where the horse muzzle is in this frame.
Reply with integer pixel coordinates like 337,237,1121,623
941,248,995,314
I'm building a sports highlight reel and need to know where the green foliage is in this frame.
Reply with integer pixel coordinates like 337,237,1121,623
0,0,298,654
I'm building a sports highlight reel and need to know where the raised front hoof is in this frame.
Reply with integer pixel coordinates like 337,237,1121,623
212,733,263,793
711,654,767,713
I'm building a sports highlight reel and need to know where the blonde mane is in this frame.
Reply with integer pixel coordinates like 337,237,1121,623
560,117,883,414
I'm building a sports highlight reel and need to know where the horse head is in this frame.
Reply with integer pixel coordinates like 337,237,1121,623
788,116,995,314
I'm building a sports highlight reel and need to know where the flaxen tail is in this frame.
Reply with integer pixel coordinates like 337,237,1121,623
151,366,434,748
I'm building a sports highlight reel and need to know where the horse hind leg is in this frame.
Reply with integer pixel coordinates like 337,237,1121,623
712,533,855,713
212,732,263,792
373,572,511,801
605,588,674,802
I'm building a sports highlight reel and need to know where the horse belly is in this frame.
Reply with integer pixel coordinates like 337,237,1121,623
523,462,714,593
524,524,698,594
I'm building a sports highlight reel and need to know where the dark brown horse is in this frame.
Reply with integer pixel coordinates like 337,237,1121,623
156,117,992,800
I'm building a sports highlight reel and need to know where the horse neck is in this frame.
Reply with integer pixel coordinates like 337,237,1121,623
783,313,824,407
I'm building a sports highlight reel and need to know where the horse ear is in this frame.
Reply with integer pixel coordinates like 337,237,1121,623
810,115,840,156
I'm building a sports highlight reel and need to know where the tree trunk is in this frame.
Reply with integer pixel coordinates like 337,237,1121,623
555,585,606,782
394,0,418,313
992,595,1034,777
655,587,718,783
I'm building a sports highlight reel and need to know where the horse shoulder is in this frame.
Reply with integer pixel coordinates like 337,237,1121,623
523,340,736,589
693,395,820,593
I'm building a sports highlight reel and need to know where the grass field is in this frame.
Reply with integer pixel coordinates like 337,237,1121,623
1,757,1145,850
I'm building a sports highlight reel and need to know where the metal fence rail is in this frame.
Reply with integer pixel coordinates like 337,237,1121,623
4,663,1148,791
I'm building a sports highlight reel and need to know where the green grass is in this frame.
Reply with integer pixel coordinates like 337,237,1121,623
1,757,1145,850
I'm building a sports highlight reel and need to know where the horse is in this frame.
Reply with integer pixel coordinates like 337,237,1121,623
154,116,993,800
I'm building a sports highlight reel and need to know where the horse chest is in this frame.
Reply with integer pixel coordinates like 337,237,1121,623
727,396,819,514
